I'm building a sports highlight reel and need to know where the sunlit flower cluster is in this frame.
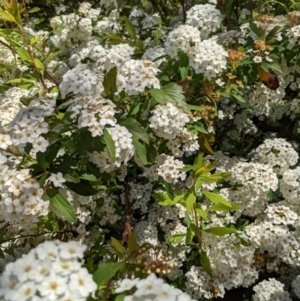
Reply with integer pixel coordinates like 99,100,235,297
186,4,222,39
188,39,228,79
115,273,195,301
65,95,117,136
117,59,160,95
149,102,190,140
0,240,97,301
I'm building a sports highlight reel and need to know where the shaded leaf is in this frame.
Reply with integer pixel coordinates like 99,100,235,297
93,262,124,285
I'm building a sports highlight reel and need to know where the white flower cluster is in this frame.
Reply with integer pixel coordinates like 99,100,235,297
88,125,134,172
167,128,200,157
0,240,97,301
105,44,135,71
287,25,300,49
65,95,116,136
165,25,201,59
49,13,92,54
149,103,190,140
157,154,186,184
251,138,299,174
115,273,195,301
292,275,300,298
188,39,228,79
5,96,55,155
142,46,166,67
59,64,104,99
220,161,278,217
78,2,101,19
246,204,300,266
186,4,222,39
0,157,49,225
117,59,160,95
280,167,300,212
252,278,292,301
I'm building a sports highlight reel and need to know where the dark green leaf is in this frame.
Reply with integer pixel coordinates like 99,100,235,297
119,118,149,144
200,250,213,277
132,138,147,165
103,66,117,97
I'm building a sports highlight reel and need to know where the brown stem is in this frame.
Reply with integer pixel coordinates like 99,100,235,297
121,178,133,244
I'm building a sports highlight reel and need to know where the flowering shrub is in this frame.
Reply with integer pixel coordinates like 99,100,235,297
1,0,300,300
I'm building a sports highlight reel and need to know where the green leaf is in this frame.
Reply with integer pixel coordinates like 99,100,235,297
115,295,125,301
232,91,245,103
0,9,16,23
34,58,44,75
195,207,208,219
169,233,186,243
122,16,137,40
102,128,116,162
119,118,149,144
47,189,77,223
16,48,31,62
132,138,147,165
80,173,98,182
103,66,117,97
36,151,46,169
186,227,193,244
128,232,137,255
64,172,80,183
111,237,126,257
249,21,265,39
149,82,189,112
153,192,173,206
200,250,213,277
28,7,41,13
93,262,124,285
179,67,189,80
202,191,232,207
204,227,237,236
207,203,241,211
164,182,174,199
65,181,98,196
185,191,196,212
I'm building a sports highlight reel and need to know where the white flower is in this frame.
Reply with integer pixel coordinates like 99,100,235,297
39,273,67,300
115,278,140,293
58,241,87,260
48,172,66,188
69,268,97,297
253,56,262,63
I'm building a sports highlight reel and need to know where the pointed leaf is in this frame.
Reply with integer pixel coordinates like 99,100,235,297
202,191,232,207
128,232,137,255
169,233,186,243
122,16,137,40
103,66,117,96
93,262,124,285
204,227,237,236
207,203,241,211
47,189,77,223
149,83,189,112
132,138,147,165
119,118,149,144
111,237,126,257
185,191,196,212
102,128,116,162
200,250,213,277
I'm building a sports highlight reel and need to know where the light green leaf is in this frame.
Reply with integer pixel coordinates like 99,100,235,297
204,227,237,236
34,58,44,75
93,262,124,285
153,192,173,206
16,48,31,62
185,191,196,212
111,237,126,257
149,82,189,112
202,191,232,207
122,16,137,40
102,128,116,162
47,189,77,223
169,233,186,243
207,203,241,211
195,207,208,219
